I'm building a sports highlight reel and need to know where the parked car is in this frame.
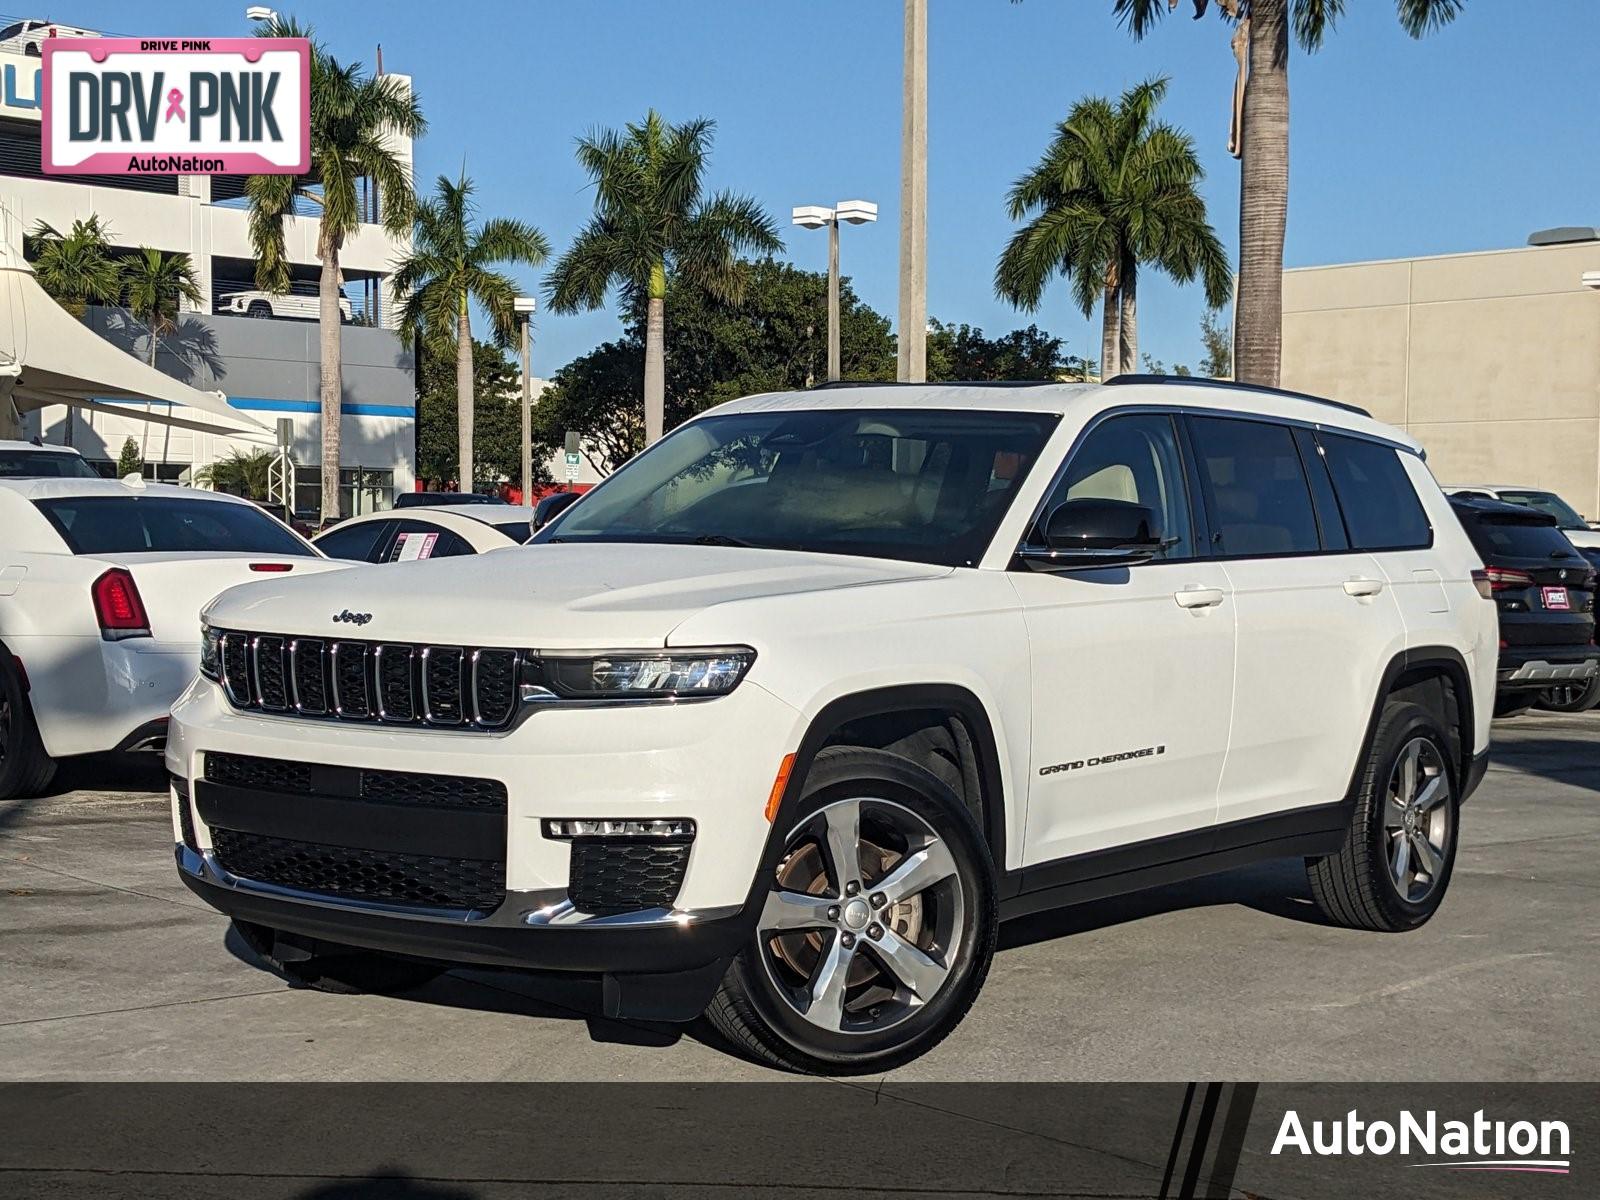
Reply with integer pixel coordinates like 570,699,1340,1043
0,478,346,799
393,491,506,509
0,439,99,480
1445,485,1600,552
1448,496,1599,718
314,505,538,563
168,378,1494,1073
0,18,98,54
216,283,354,324
532,489,584,531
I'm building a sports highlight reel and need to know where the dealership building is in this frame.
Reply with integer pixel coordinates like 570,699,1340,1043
1281,237,1600,521
0,21,417,516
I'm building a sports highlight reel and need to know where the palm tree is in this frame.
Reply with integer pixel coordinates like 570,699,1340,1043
194,448,275,499
394,172,548,488
24,217,122,317
995,78,1231,378
546,110,783,445
245,15,424,519
1113,0,1464,386
120,248,204,366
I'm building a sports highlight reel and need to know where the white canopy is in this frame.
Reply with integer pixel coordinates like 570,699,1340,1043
0,198,266,440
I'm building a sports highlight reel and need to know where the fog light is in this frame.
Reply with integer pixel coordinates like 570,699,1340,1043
543,818,696,841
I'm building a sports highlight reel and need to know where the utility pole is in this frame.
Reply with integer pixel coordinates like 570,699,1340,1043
897,0,928,383
793,201,877,384
514,296,537,502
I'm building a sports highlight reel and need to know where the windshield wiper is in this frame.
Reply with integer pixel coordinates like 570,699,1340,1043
692,533,760,548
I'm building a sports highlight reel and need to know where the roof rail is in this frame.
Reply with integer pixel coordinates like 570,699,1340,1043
810,379,1063,390
1102,374,1371,418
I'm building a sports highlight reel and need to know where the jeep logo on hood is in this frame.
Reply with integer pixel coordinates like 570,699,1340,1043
331,609,372,626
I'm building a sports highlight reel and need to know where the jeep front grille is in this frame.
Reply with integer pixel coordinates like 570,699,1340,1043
215,630,521,730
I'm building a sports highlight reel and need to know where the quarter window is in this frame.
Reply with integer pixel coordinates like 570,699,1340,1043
1040,413,1195,560
1319,432,1432,551
1188,416,1322,557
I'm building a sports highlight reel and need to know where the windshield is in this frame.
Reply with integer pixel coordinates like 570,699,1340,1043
0,449,98,479
35,496,317,556
545,408,1058,567
1495,490,1587,530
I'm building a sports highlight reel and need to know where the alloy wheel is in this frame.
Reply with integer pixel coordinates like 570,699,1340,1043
1383,736,1454,903
758,797,965,1036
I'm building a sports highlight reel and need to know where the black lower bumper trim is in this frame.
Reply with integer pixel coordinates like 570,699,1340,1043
178,852,749,983
1461,749,1489,803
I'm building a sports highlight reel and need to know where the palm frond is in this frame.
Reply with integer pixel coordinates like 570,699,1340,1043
1394,0,1464,37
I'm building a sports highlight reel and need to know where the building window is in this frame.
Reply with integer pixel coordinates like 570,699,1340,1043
87,460,188,484
295,467,395,519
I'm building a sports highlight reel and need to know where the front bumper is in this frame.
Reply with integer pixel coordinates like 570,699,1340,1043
166,675,802,1006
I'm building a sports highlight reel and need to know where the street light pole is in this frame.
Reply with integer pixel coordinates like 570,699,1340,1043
793,201,877,384
898,0,928,383
514,296,537,502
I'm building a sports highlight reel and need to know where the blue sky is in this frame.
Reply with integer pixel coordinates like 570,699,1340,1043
58,0,1600,375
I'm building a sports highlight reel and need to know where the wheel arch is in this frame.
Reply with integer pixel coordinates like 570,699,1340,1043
774,684,1011,881
1347,646,1478,807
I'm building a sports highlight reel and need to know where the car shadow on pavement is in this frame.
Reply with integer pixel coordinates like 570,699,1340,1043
44,752,168,797
1484,726,1600,795
294,1172,477,1200
998,857,1325,953
222,922,689,1051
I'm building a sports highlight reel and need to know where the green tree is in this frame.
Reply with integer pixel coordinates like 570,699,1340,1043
24,217,122,317
545,110,783,446
416,339,547,490
394,171,549,489
245,14,424,520
538,259,898,474
926,319,1084,381
1114,0,1463,386
115,436,143,478
119,247,204,366
996,77,1231,379
195,449,275,499
1199,307,1232,379
532,339,644,476
1140,352,1192,377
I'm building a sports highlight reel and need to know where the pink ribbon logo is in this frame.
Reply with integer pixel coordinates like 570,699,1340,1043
164,88,185,123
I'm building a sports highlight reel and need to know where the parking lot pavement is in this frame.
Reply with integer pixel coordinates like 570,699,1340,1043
2,713,1596,1083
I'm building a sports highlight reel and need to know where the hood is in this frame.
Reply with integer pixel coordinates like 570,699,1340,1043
1562,526,1600,551
202,542,950,648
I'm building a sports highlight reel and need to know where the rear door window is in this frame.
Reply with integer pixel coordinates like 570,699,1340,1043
315,520,394,563
1186,416,1322,557
387,521,473,562
1319,432,1432,551
35,496,315,556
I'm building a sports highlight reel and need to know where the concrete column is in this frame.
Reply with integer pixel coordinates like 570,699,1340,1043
896,0,928,383
827,217,841,382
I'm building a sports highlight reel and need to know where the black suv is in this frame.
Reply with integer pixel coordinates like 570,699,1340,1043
1450,497,1599,716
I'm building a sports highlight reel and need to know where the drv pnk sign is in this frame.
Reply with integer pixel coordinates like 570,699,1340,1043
41,38,309,175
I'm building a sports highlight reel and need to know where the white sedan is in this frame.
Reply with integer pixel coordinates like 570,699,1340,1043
312,504,539,563
0,478,346,798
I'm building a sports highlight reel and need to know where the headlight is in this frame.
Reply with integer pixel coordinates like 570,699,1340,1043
522,647,754,701
199,623,221,681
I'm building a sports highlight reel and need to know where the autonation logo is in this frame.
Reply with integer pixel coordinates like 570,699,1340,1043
1272,1108,1571,1175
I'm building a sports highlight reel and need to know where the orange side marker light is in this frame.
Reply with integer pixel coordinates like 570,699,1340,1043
765,753,796,823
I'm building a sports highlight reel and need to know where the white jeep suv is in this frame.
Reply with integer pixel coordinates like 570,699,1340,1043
167,379,1496,1072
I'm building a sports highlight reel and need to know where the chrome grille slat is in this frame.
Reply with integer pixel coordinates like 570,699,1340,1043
213,630,518,732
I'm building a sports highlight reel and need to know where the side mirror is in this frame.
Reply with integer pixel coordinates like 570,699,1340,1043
532,490,583,531
1020,498,1165,570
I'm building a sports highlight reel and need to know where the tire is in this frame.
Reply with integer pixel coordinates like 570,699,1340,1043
1306,701,1459,933
1536,676,1600,714
246,301,272,318
231,918,444,995
0,651,57,801
1493,693,1537,719
706,746,998,1075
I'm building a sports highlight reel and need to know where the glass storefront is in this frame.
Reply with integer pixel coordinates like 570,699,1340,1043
294,467,396,520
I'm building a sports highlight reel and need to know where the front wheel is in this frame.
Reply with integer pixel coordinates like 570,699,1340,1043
706,747,997,1074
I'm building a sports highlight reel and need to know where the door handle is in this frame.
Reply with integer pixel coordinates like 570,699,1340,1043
1343,577,1385,597
1174,586,1225,609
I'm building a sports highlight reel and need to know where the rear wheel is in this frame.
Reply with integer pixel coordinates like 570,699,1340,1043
0,652,57,801
1307,701,1458,932
707,747,997,1074
1536,677,1600,713
231,919,444,995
